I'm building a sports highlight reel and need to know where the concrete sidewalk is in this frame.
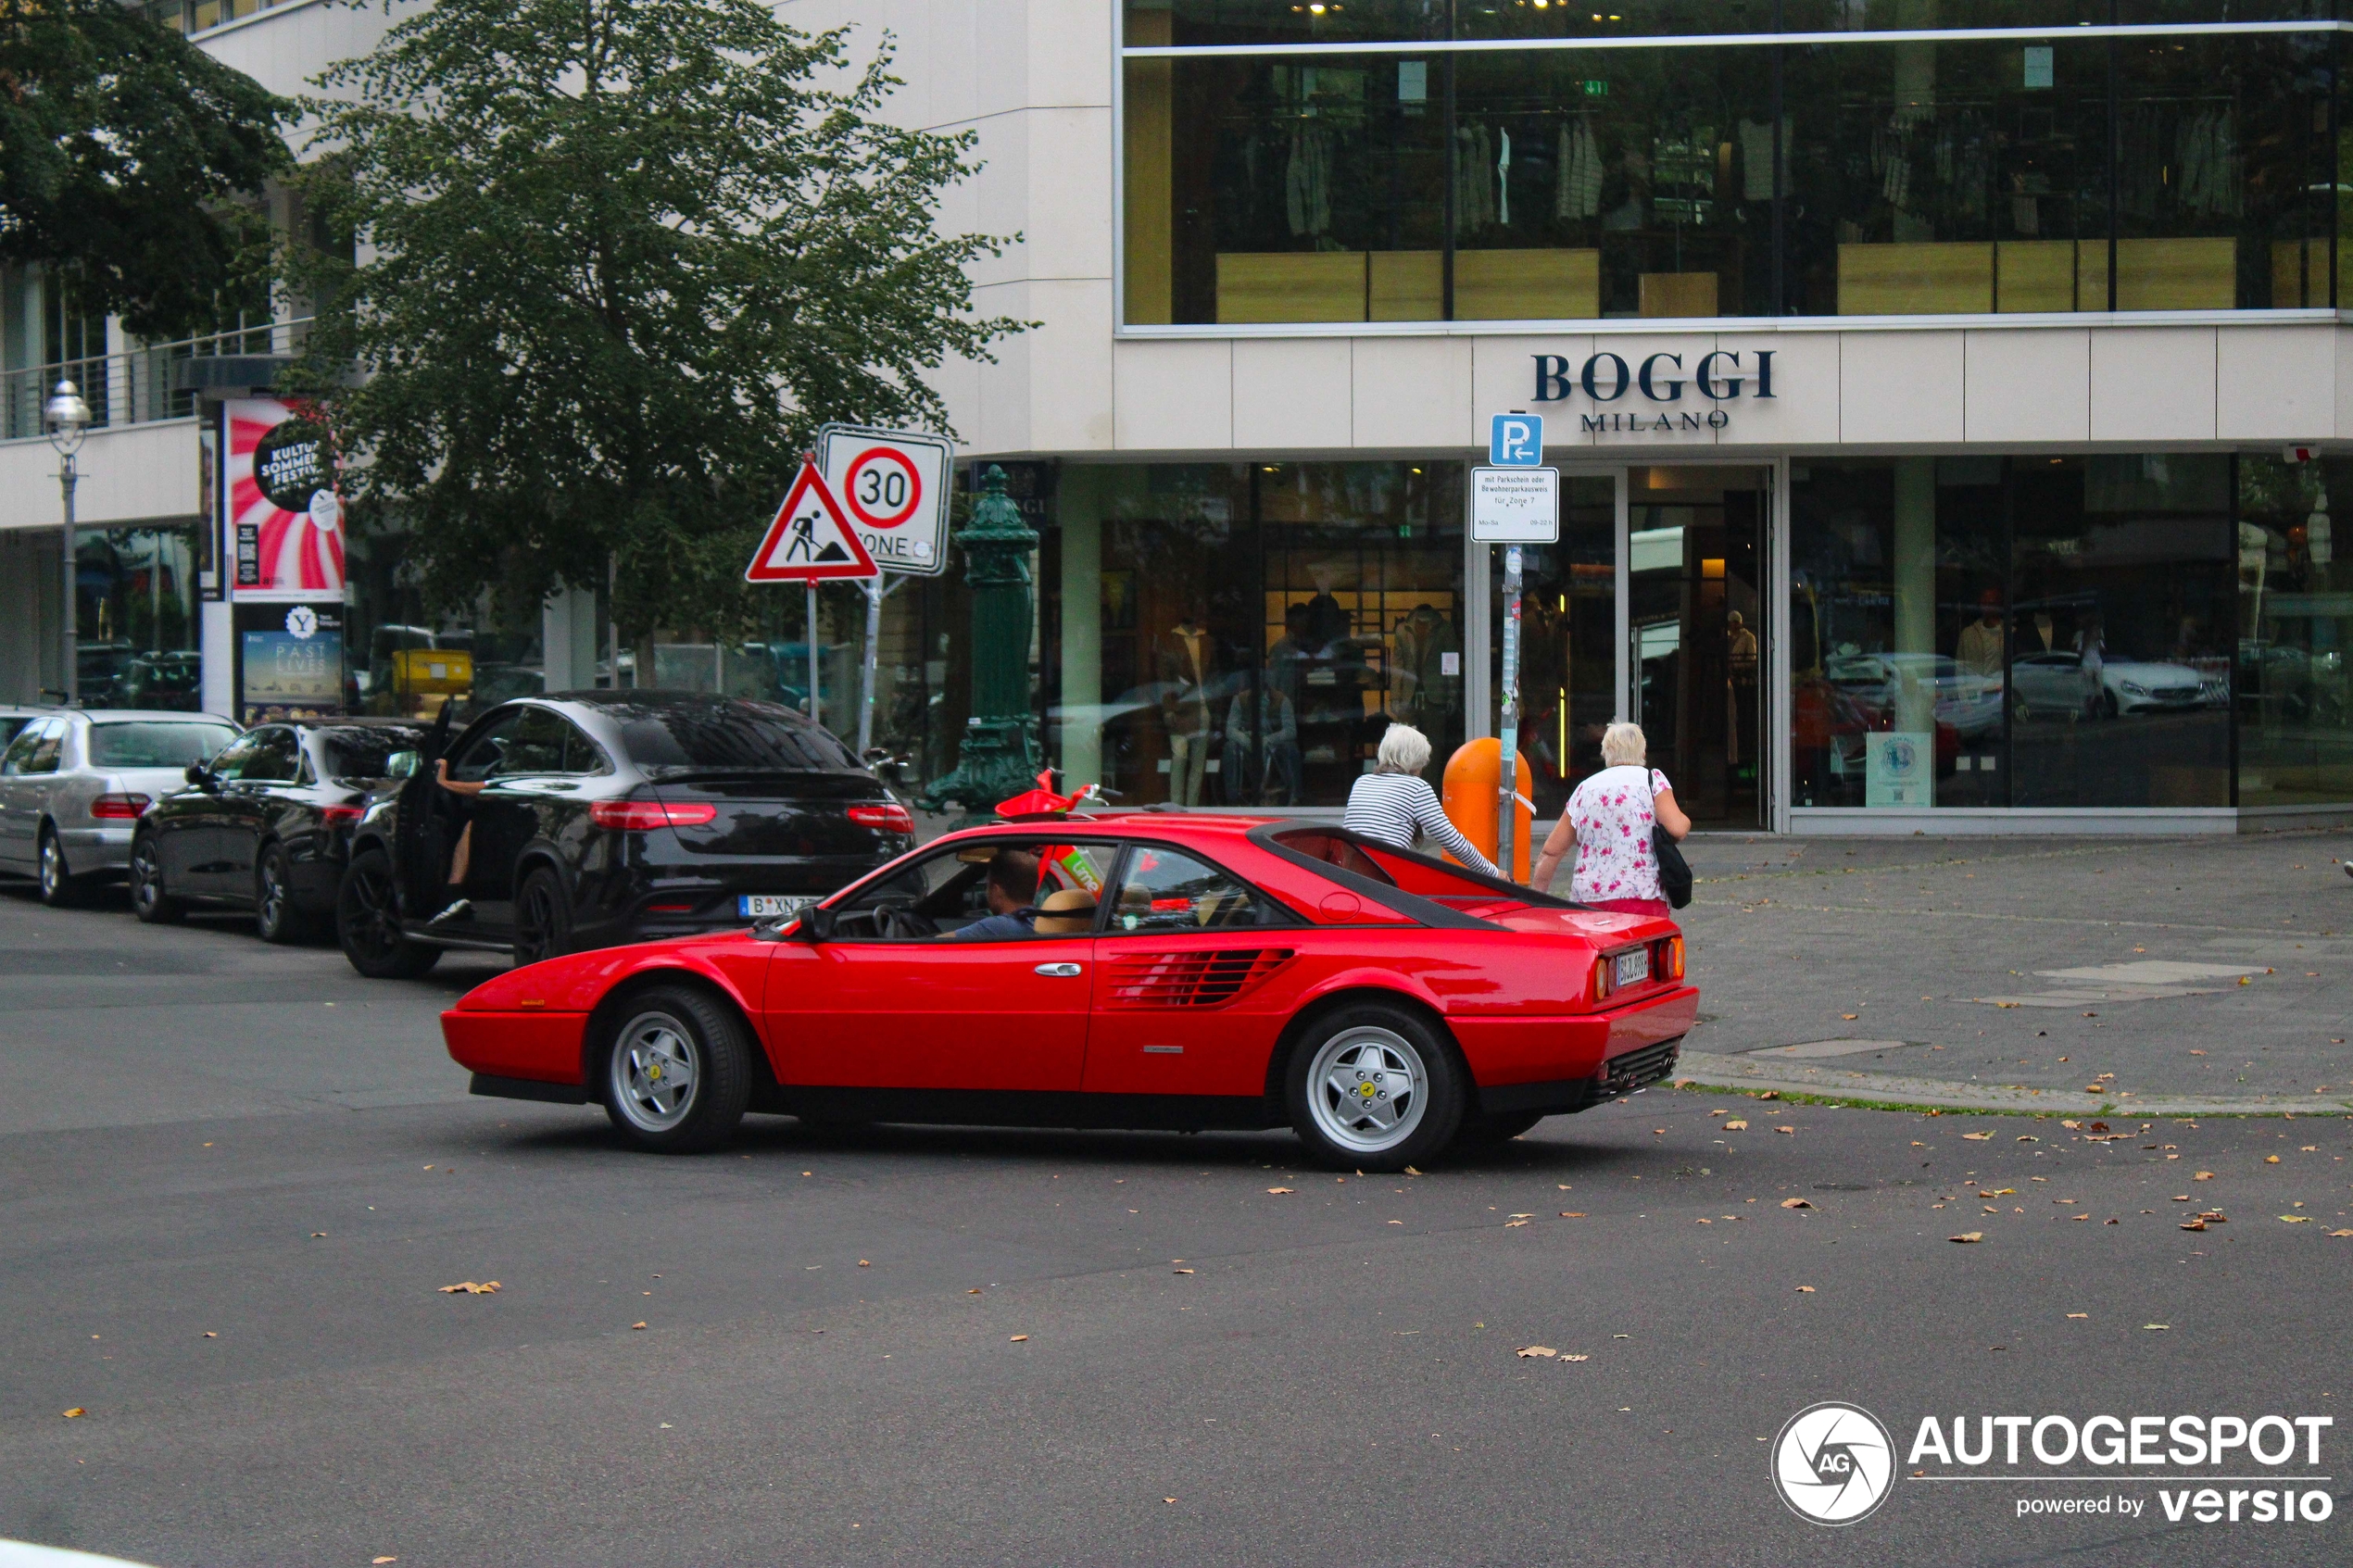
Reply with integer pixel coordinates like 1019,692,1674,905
1627,830,2353,1114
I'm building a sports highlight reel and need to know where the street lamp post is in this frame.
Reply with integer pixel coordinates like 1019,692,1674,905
43,380,92,707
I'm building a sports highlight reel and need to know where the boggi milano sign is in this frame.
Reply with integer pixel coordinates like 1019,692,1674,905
1531,349,1778,434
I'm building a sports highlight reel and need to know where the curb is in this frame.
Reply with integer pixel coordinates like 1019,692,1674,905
1672,1050,2353,1119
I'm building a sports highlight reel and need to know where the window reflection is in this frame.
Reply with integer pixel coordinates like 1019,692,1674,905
76,526,202,711
2237,457,2353,806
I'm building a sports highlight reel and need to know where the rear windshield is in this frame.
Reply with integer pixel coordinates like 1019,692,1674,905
89,721,239,768
318,726,426,780
613,700,863,773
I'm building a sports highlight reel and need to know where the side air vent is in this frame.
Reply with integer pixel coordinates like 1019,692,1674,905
1102,949,1295,1009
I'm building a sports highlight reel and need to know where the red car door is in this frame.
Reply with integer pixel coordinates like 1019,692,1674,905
761,840,1108,1093
1083,843,1300,1098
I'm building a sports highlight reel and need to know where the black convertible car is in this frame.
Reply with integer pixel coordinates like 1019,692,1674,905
334,691,913,977
131,718,428,942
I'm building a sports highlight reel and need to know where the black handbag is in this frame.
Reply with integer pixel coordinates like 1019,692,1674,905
1648,771,1693,909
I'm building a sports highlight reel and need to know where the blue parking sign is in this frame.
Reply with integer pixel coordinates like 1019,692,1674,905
1489,412,1542,467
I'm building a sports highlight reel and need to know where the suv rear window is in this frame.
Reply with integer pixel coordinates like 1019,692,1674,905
613,699,862,773
89,721,239,768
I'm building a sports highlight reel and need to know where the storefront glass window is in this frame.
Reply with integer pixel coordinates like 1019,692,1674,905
1792,454,2235,810
1486,472,1617,820
76,525,203,711
1056,460,1463,807
1129,26,2341,321
2236,456,2353,807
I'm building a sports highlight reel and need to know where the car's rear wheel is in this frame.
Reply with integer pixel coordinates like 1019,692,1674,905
1286,1003,1466,1173
36,826,82,908
512,866,572,966
255,842,313,944
600,986,752,1154
129,833,182,924
336,848,441,979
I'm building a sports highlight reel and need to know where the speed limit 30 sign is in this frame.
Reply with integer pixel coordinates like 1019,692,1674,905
816,423,954,578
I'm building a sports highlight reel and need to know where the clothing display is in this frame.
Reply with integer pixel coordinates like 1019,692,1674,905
1285,122,1335,239
2177,106,2240,219
1497,128,1513,227
1737,116,1790,202
1454,122,1497,232
1154,621,1217,807
1557,117,1604,220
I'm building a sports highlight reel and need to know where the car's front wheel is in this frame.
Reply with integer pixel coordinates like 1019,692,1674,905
600,986,753,1154
512,865,572,966
1285,1003,1466,1173
335,848,441,979
255,842,313,945
129,833,182,924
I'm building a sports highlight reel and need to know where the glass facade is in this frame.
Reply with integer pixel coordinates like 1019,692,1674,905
76,525,205,711
2237,455,2353,805
1125,11,2347,322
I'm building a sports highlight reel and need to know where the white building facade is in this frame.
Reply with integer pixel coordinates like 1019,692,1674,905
5,0,2348,833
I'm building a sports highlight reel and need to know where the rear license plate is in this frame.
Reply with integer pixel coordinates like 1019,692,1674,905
1612,948,1650,989
739,895,814,919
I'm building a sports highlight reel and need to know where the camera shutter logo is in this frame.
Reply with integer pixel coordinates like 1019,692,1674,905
1772,1402,1895,1525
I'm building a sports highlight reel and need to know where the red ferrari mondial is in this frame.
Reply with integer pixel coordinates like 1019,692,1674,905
441,816,1696,1172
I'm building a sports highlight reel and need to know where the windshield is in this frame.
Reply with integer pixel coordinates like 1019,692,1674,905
613,699,862,773
89,721,238,769
318,726,426,780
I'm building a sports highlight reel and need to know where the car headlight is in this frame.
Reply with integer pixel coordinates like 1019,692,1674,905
2120,682,2147,696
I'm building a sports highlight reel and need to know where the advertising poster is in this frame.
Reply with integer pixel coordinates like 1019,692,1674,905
223,397,346,600
238,602,346,723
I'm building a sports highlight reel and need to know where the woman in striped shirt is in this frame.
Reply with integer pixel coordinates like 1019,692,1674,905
1341,724,1501,878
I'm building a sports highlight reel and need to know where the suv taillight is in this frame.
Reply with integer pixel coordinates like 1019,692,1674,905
847,802,914,834
91,794,149,820
590,799,718,832
320,804,363,826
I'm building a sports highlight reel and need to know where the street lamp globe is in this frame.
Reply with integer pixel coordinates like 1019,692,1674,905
43,379,92,456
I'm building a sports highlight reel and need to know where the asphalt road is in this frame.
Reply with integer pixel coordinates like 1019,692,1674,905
2,862,2349,1567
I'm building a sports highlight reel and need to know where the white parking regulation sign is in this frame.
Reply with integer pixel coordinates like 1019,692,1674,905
816,423,954,577
1470,466,1560,543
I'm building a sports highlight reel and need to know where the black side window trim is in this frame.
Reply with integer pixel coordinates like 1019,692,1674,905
1097,837,1303,937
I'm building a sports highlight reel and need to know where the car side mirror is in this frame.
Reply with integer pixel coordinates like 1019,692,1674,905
184,762,212,788
795,906,837,943
384,749,421,779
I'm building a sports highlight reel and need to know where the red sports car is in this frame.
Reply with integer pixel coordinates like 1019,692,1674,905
441,815,1697,1172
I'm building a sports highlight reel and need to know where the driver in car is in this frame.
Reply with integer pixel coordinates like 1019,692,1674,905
947,850,1044,941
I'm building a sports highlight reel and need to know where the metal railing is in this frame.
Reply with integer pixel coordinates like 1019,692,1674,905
0,318,312,442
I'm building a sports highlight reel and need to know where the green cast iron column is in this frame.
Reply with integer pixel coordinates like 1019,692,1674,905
918,465,1041,821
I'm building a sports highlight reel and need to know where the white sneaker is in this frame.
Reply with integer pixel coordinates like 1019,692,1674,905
430,897,472,924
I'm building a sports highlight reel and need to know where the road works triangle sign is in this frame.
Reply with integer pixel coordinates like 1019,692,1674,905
746,459,879,583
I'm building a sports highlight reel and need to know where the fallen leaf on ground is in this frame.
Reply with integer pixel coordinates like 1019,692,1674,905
1795,1285,1816,1293
2067,1312,2088,1319
1775,1126,1795,1135
1403,1166,1423,1176
2016,1135,2039,1143
1758,1092,1779,1100
1560,1211,1587,1218
202,1332,217,1338
2328,1229,2353,1237
1780,1198,1813,1209
1010,1335,1029,1342
437,1281,500,1295
2267,1155,2282,1164
1961,1132,1992,1141
374,1559,396,1565
631,1322,648,1330
2280,1215,2312,1223
2145,1323,2170,1330
1265,1187,1295,1195
1950,1232,1984,1244
2195,1171,2214,1180
1724,1119,1749,1131
2180,1220,2208,1231
858,1260,870,1268
1173,1267,1196,1273
1563,1353,1590,1361
60,1409,82,1419
1516,1346,1558,1359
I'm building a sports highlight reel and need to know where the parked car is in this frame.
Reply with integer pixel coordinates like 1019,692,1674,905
0,710,241,904
335,691,914,978
1823,652,2004,740
441,818,1697,1167
129,719,431,942
2013,649,2209,718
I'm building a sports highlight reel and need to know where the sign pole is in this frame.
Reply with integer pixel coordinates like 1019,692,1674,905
1498,545,1523,882
858,577,883,754
805,582,820,726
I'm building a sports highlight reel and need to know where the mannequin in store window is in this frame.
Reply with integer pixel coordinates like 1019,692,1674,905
1956,590,2005,679
1155,607,1216,806
1725,609,1758,769
1224,652,1299,806
1302,569,1351,656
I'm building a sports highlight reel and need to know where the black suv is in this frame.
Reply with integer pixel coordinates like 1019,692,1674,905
334,691,913,977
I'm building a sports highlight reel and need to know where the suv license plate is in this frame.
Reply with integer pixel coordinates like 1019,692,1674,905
1612,948,1650,989
739,895,814,919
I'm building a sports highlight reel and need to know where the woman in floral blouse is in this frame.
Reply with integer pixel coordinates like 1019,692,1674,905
1529,722,1690,916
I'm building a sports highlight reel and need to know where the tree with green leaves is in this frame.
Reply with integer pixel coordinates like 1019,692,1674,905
0,0,288,337
286,0,1023,641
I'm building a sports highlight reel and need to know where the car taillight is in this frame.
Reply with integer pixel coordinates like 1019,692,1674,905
847,802,914,834
90,794,149,820
590,799,719,832
1655,935,1685,982
1591,955,1613,1005
320,804,363,826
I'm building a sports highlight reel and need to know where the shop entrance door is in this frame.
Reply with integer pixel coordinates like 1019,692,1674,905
1625,466,1770,831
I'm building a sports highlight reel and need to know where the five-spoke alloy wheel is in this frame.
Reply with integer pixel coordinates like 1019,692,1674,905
1286,1003,1465,1172
599,985,753,1153
129,833,182,924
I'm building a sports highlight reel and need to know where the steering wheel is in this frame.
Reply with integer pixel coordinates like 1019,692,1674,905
872,903,938,940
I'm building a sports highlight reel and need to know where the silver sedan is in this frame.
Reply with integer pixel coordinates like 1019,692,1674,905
0,709,241,904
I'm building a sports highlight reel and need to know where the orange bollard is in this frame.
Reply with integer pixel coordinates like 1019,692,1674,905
1441,738,1533,883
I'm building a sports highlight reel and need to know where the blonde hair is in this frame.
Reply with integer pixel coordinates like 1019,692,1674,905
1375,723,1433,775
1600,721,1648,768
